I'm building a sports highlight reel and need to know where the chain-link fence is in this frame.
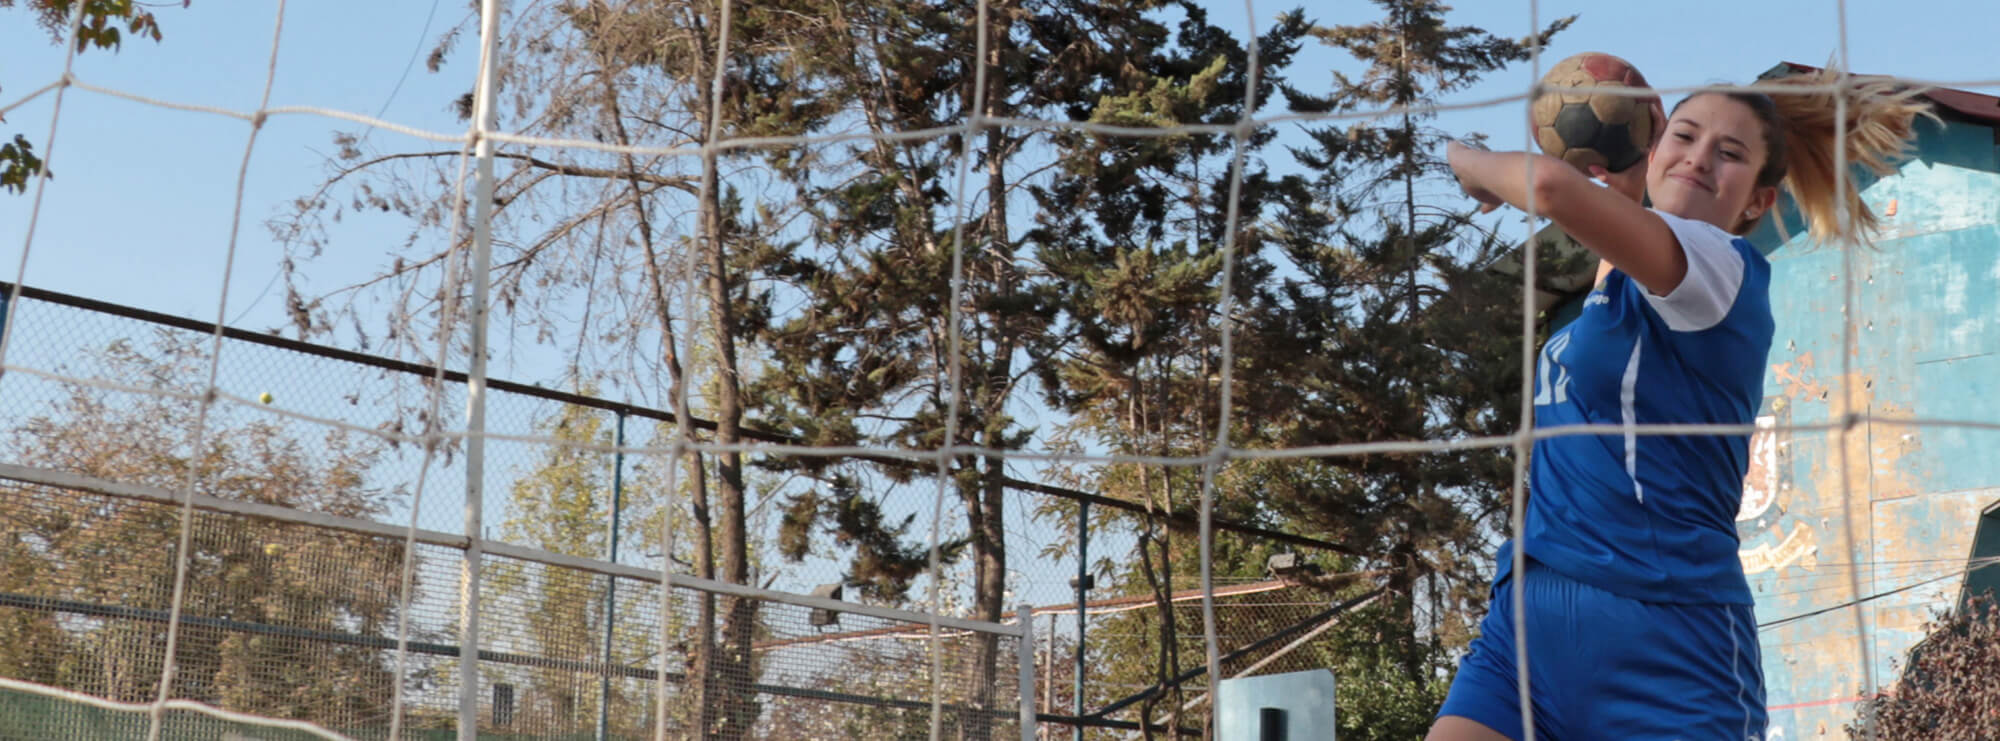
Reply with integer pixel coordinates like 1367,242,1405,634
0,283,1360,739
0,472,1032,740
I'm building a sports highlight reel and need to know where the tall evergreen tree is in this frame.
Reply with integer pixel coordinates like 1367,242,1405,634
258,1,1576,736
1026,6,1310,735
1246,0,1571,682
750,2,1225,735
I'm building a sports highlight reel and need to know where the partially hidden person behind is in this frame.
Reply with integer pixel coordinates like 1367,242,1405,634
1429,66,1933,741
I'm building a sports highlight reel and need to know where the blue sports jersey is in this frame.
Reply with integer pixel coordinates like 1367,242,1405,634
1500,210,1774,606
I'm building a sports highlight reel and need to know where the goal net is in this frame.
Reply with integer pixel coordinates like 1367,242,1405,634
1,0,1997,740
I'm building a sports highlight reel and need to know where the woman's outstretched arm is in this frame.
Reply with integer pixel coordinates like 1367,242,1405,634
1446,141,1687,294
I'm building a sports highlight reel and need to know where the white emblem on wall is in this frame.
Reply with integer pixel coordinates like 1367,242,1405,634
1737,415,1778,522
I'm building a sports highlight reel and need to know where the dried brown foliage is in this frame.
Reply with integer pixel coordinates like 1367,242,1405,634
1849,594,2000,740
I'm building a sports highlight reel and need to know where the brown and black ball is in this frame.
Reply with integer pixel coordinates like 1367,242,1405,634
1531,52,1665,173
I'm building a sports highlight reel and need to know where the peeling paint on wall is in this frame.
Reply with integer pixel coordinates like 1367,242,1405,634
1743,114,2000,738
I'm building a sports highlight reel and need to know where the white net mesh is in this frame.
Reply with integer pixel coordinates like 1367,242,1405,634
3,0,2000,739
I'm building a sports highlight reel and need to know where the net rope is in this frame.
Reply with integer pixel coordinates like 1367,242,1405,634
6,358,1999,467
0,0,1993,738
384,134,477,741
924,0,987,732
0,1,312,738
14,72,2000,161
1513,2,1545,736
1831,4,1881,734
145,0,287,734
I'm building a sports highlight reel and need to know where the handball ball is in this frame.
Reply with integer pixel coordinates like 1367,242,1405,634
1531,52,1664,173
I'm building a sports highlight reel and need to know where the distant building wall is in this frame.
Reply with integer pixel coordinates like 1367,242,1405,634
1743,110,2000,740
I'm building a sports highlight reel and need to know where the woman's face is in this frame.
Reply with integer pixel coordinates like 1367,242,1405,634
1646,94,1776,232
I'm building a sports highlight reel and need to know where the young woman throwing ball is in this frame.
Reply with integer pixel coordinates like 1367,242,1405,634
1428,66,1933,741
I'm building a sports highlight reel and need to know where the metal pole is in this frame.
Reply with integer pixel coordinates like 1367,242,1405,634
459,0,503,736
596,412,627,741
1072,502,1088,741
1043,612,1054,738
1018,602,1036,741
0,290,10,395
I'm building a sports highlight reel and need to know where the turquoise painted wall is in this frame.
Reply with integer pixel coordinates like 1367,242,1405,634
1740,113,2000,740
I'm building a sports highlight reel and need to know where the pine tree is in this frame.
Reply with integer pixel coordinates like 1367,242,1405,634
1023,6,1312,735
1247,0,1571,683
749,3,1199,735
257,1,1578,735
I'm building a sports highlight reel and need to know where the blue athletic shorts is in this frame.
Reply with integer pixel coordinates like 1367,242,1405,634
1437,559,1767,741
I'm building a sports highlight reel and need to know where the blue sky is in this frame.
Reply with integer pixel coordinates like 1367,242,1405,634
4,0,1995,352
2,0,1996,606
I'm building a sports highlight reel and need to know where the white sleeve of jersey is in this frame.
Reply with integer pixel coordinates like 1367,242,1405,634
1637,209,1747,332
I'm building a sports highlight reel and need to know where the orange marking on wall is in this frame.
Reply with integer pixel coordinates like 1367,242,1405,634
1769,360,1829,401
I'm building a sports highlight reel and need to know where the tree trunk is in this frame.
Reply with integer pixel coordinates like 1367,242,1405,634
1134,378,1177,741
590,45,719,738
1397,12,1430,686
963,16,1014,736
681,5,758,735
961,454,1008,741
1155,488,1179,740
701,143,760,741
1387,545,1424,683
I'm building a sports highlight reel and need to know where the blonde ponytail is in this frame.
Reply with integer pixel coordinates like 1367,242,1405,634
1760,66,1938,244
